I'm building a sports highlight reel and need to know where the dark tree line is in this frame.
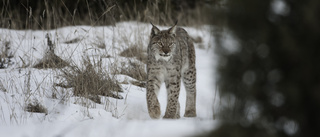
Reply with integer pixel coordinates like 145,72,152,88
1,0,124,29
210,0,320,137
0,0,214,29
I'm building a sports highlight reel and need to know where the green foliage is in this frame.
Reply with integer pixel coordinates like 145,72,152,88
212,0,320,137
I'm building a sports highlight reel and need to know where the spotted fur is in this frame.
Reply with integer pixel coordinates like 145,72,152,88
146,22,197,119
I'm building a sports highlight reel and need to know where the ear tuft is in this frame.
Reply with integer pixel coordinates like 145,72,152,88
169,21,178,36
150,22,160,36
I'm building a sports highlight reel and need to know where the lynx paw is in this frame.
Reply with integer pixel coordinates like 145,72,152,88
163,114,175,119
163,112,180,119
149,105,161,119
184,110,197,117
175,113,181,119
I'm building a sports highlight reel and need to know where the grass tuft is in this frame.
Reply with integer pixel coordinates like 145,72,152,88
0,40,14,69
33,34,69,69
0,80,7,92
25,100,48,114
33,54,69,69
56,58,123,104
117,60,147,88
119,61,147,82
63,38,82,44
119,45,147,64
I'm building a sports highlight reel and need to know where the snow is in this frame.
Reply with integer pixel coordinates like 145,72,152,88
0,22,218,137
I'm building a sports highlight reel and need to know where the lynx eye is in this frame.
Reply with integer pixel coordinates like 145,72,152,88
157,43,163,48
169,43,174,47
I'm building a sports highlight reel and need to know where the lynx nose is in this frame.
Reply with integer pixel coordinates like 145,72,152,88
163,48,170,54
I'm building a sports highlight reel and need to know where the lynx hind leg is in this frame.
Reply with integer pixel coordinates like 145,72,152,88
147,80,161,119
183,68,197,117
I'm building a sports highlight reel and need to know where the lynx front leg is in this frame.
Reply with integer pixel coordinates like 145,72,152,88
163,74,181,119
176,101,180,119
146,76,162,119
183,68,197,117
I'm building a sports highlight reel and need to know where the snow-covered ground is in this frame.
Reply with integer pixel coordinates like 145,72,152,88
0,22,218,137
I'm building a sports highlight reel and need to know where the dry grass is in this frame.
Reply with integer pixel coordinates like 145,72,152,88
117,33,148,88
1,0,216,30
116,0,216,26
119,61,147,81
0,40,13,69
33,34,69,69
119,45,147,64
117,60,147,88
92,40,107,49
63,38,82,44
130,80,146,88
56,58,123,104
25,100,48,114
33,53,69,69
0,81,7,92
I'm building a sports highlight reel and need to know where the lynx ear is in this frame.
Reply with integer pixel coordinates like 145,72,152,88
168,20,178,36
150,22,160,36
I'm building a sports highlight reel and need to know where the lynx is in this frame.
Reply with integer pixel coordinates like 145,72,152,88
146,22,197,119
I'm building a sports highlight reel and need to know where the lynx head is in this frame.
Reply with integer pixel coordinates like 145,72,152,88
149,21,178,61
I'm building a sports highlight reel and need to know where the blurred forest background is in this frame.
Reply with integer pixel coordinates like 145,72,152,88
1,0,320,137
209,0,320,137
